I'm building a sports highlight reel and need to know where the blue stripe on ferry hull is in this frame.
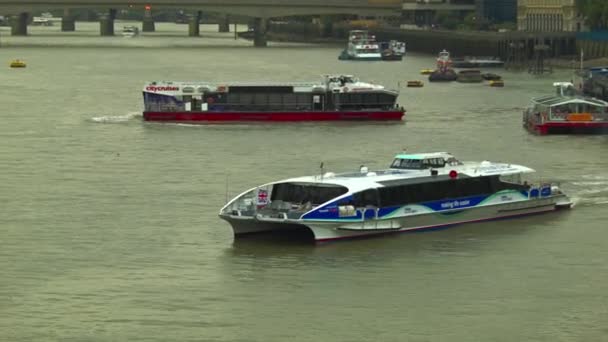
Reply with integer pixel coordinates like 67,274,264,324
314,206,559,243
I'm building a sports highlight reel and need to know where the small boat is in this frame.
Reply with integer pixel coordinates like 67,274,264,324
489,80,504,87
523,82,608,134
581,66,608,101
10,60,26,68
338,30,382,61
452,56,505,68
457,70,483,83
143,75,405,123
406,80,424,88
381,50,403,61
379,40,406,61
429,69,457,82
482,73,502,81
219,151,572,243
122,26,139,38
420,69,434,75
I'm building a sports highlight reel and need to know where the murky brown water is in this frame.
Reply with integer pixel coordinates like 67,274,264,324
1,22,608,342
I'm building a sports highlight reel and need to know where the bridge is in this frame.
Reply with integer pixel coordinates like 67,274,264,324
0,0,401,46
0,0,402,18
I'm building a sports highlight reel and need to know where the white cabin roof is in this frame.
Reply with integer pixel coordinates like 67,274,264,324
143,75,394,96
266,154,534,193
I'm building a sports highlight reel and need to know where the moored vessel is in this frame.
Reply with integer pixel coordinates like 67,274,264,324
379,40,406,61
338,30,382,61
523,82,608,134
122,25,140,38
143,75,405,122
219,152,572,243
452,56,504,68
457,69,483,83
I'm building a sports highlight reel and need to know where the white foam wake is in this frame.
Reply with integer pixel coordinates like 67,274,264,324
91,112,141,123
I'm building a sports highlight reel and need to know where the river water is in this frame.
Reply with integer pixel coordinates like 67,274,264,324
1,22,608,342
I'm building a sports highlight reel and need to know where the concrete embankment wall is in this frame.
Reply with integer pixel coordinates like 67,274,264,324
267,23,577,60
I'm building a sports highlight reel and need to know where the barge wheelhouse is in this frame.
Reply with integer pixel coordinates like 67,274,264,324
219,152,572,243
523,82,608,134
142,75,404,122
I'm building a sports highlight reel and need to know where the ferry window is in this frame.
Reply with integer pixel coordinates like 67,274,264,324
378,177,503,207
350,93,363,106
362,93,379,107
353,189,379,207
391,159,424,170
270,183,348,206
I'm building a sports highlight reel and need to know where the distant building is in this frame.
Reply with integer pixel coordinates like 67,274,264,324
477,0,517,24
517,0,584,32
401,0,476,28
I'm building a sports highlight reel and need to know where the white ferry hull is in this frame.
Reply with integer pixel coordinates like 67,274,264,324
220,194,571,243
308,195,569,242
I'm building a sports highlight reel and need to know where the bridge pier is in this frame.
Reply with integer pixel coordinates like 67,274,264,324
142,7,155,32
62,9,75,32
100,9,116,36
189,11,201,37
319,15,333,38
219,15,230,33
11,12,29,36
253,17,267,47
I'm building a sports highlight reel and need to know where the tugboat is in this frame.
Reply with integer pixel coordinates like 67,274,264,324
143,75,405,123
338,30,382,61
219,151,572,243
523,82,608,134
429,50,457,82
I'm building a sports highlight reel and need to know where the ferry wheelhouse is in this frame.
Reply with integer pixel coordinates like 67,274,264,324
142,75,404,122
523,82,608,134
219,152,571,243
345,30,382,61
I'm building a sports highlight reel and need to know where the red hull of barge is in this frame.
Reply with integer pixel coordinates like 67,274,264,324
143,110,405,122
527,121,608,135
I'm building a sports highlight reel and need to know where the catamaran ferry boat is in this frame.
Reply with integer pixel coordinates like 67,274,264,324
219,152,572,243
143,75,404,122
523,82,608,134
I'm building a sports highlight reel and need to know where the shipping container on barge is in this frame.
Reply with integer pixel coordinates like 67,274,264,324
142,75,405,123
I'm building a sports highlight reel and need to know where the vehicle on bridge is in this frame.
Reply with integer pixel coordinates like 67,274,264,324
142,75,405,122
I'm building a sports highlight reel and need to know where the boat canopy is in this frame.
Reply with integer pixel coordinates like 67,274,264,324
532,95,608,108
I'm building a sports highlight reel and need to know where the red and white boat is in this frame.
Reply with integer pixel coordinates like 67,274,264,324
142,75,405,123
523,82,608,135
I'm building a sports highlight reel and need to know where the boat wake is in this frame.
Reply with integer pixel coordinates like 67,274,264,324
568,176,608,206
90,112,141,123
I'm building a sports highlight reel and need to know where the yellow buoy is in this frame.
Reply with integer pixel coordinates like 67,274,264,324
489,80,504,87
420,69,434,75
10,59,27,68
407,80,424,88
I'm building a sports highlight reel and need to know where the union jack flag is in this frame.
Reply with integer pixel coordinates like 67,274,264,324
256,189,269,205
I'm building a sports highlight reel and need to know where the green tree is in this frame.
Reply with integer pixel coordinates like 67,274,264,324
434,11,460,30
577,0,608,30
